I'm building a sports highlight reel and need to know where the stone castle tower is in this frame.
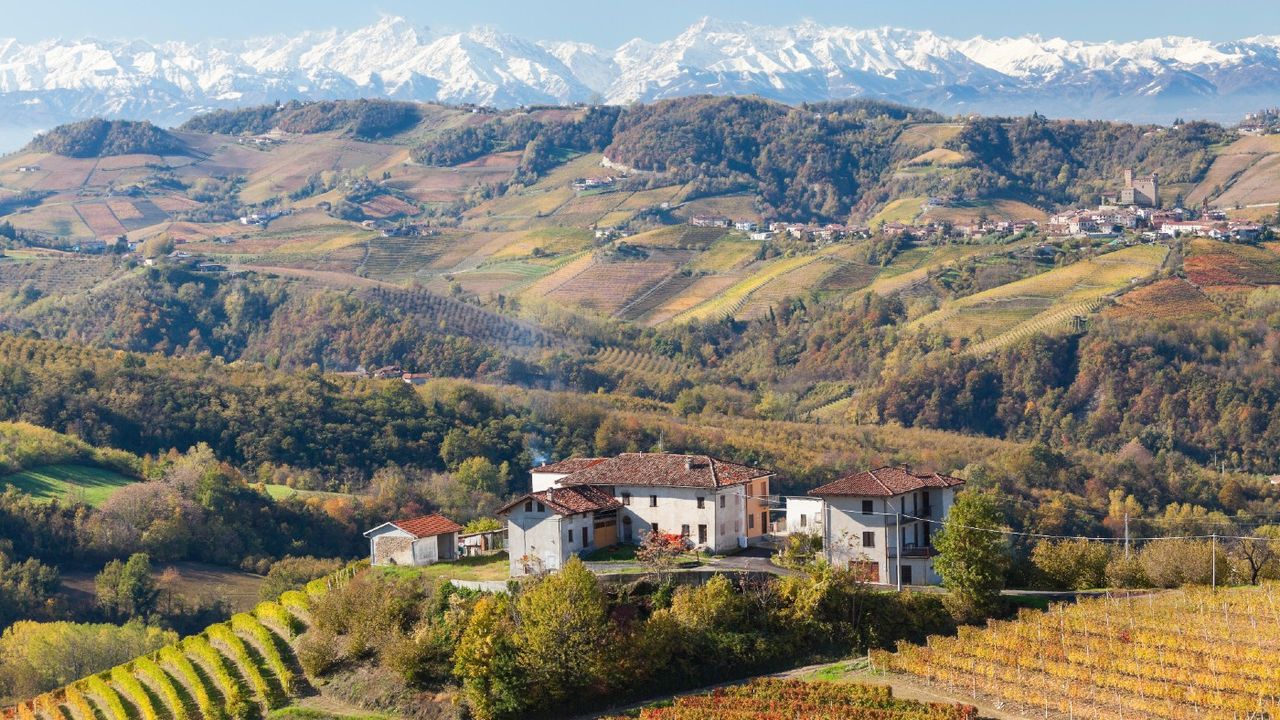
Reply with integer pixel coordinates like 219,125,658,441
1121,169,1159,208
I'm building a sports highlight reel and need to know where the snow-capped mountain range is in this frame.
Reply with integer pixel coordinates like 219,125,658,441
3,16,1279,130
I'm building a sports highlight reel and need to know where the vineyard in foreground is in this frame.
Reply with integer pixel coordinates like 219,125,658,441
874,584,1280,720
1,570,351,720
602,679,977,720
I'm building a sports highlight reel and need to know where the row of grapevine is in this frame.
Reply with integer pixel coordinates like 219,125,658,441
961,297,1103,356
2,593,317,720
601,678,977,720
875,584,1280,720
672,253,827,324
593,346,695,377
363,286,551,346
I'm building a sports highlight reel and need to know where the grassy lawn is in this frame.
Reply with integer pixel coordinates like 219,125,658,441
584,544,640,561
583,544,708,567
376,552,510,582
262,484,356,501
805,657,874,682
1,464,136,506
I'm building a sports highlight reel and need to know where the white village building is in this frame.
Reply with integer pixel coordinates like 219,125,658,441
363,513,463,567
783,496,825,534
808,466,964,586
500,453,774,576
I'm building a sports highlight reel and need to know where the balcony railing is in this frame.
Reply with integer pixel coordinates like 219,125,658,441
888,545,937,558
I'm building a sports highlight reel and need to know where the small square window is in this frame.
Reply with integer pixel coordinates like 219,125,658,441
681,524,690,537
861,500,874,515
862,531,876,548
799,514,807,527
536,501,546,513
720,495,726,509
649,495,658,507
748,514,755,530
524,500,533,512
621,492,630,505
568,529,574,544
697,496,705,509
651,522,659,534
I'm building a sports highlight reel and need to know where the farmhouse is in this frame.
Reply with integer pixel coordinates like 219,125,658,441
501,453,774,576
783,496,824,534
363,513,463,567
809,466,964,586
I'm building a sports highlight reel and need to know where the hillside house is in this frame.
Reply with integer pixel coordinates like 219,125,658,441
783,496,824,534
502,453,774,576
364,513,462,566
499,485,622,575
809,466,964,586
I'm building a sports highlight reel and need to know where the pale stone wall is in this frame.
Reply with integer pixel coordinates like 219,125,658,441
373,534,414,566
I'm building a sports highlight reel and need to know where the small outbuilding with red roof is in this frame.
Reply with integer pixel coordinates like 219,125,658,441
363,513,463,567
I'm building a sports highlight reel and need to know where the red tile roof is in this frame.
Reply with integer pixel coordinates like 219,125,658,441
809,466,964,498
557,453,771,489
497,485,622,517
392,513,463,539
532,457,608,474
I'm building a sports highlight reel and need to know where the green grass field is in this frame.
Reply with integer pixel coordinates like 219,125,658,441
375,552,510,581
1,464,136,506
262,484,355,502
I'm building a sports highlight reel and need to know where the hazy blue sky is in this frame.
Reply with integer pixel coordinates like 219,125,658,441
3,0,1277,45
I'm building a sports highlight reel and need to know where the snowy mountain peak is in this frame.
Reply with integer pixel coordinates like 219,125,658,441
0,16,1276,130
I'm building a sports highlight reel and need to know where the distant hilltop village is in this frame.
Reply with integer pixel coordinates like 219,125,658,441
1239,108,1280,135
1049,167,1264,242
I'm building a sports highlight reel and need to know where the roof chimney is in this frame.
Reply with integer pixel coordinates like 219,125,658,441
685,456,693,471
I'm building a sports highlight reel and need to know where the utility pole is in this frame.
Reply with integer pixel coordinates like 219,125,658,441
1211,534,1217,590
895,510,902,592
1123,513,1130,559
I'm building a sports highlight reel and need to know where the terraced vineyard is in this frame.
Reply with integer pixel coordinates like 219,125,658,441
0,254,121,298
602,678,976,720
671,252,829,324
362,287,551,347
875,584,1280,720
543,250,690,315
911,244,1168,354
1,572,342,720
1107,277,1220,320
592,346,697,381
1183,239,1280,291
